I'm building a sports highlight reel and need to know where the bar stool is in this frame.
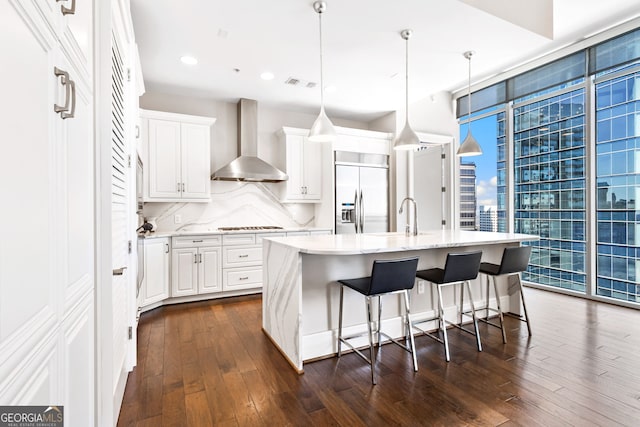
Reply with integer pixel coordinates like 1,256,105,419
337,256,419,385
413,251,483,362
478,246,533,342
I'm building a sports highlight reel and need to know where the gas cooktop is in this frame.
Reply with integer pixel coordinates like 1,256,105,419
217,226,284,231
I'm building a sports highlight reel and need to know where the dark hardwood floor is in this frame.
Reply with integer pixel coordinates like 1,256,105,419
117,288,640,426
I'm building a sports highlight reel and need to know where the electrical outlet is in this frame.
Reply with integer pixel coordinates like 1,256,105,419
417,281,425,294
174,214,182,224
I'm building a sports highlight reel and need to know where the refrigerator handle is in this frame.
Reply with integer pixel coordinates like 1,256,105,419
353,189,359,233
359,190,364,233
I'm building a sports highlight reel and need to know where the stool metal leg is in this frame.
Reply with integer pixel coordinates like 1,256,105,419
338,285,344,357
436,283,450,362
485,274,491,319
377,295,382,348
492,276,507,343
464,280,482,352
366,296,376,384
403,290,418,372
517,274,532,336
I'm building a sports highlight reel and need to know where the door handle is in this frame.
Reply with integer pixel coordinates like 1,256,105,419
353,189,358,233
359,190,364,233
113,266,127,276
165,243,169,253
60,78,75,119
53,67,70,115
57,0,76,15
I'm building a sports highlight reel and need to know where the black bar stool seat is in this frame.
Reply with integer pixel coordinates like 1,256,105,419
337,256,419,385
477,245,533,343
413,251,483,362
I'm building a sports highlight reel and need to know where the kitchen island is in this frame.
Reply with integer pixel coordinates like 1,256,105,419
262,230,538,372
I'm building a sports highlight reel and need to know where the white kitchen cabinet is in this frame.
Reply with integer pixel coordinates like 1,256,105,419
0,1,94,423
140,237,170,307
221,233,264,292
279,128,322,202
141,109,216,202
171,236,222,297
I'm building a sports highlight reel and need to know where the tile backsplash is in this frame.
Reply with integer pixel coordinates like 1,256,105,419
141,181,315,232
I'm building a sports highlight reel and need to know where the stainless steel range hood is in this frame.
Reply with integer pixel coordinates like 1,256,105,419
211,99,288,182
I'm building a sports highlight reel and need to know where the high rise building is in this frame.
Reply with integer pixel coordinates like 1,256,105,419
479,205,498,232
460,162,477,229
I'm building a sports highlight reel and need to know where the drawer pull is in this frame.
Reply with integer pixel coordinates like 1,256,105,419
238,254,249,258
192,240,203,243
239,276,249,280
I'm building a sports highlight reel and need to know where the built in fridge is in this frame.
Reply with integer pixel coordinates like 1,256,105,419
335,151,389,234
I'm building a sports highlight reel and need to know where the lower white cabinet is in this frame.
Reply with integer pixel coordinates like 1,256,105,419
140,237,170,307
171,235,222,297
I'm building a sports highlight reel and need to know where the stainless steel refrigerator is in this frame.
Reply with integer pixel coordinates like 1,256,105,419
335,152,388,234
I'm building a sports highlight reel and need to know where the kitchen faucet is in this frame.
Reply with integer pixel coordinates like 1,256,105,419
399,197,418,236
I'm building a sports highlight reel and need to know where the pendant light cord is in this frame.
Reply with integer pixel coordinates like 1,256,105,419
318,10,325,110
467,53,472,133
405,35,409,122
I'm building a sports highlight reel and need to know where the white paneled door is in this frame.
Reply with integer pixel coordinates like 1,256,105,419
0,1,94,425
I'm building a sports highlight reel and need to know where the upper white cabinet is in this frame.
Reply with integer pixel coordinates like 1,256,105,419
279,127,323,202
140,109,216,202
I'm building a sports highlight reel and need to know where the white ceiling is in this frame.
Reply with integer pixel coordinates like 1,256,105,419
131,0,640,121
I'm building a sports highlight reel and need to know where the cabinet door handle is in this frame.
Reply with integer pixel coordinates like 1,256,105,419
60,78,75,119
239,276,249,280
53,67,70,114
192,240,203,243
194,254,198,264
135,125,140,138
198,253,203,263
57,0,76,15
238,254,249,258
182,183,185,192
113,266,127,276
165,243,169,254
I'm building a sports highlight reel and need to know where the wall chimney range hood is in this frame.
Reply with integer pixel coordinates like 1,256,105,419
211,98,288,182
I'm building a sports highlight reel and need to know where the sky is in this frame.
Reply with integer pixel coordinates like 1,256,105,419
459,114,498,207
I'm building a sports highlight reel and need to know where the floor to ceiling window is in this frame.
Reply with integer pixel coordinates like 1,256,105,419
595,70,640,302
455,27,640,308
458,111,504,231
513,89,587,292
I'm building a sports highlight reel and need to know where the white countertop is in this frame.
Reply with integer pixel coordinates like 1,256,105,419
264,229,539,255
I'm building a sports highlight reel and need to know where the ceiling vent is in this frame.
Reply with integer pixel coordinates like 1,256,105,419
284,77,317,88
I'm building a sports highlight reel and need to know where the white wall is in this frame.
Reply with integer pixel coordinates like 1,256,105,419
139,92,369,231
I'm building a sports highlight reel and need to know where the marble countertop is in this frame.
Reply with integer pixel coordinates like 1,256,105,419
264,229,539,255
138,227,332,239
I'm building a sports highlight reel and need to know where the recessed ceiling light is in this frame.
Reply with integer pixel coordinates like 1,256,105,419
180,56,198,65
260,71,274,81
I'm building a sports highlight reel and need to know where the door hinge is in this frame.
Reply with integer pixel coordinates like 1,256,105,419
442,220,446,226
127,68,132,82
441,153,446,159
128,326,133,340
441,187,446,192
128,240,132,254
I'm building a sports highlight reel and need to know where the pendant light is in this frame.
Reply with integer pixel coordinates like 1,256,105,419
393,29,421,151
308,1,336,142
457,51,483,156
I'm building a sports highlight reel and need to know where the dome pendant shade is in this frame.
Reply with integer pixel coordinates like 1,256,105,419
309,106,336,142
457,129,482,156
457,50,482,157
393,29,421,151
394,122,421,150
309,1,336,142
